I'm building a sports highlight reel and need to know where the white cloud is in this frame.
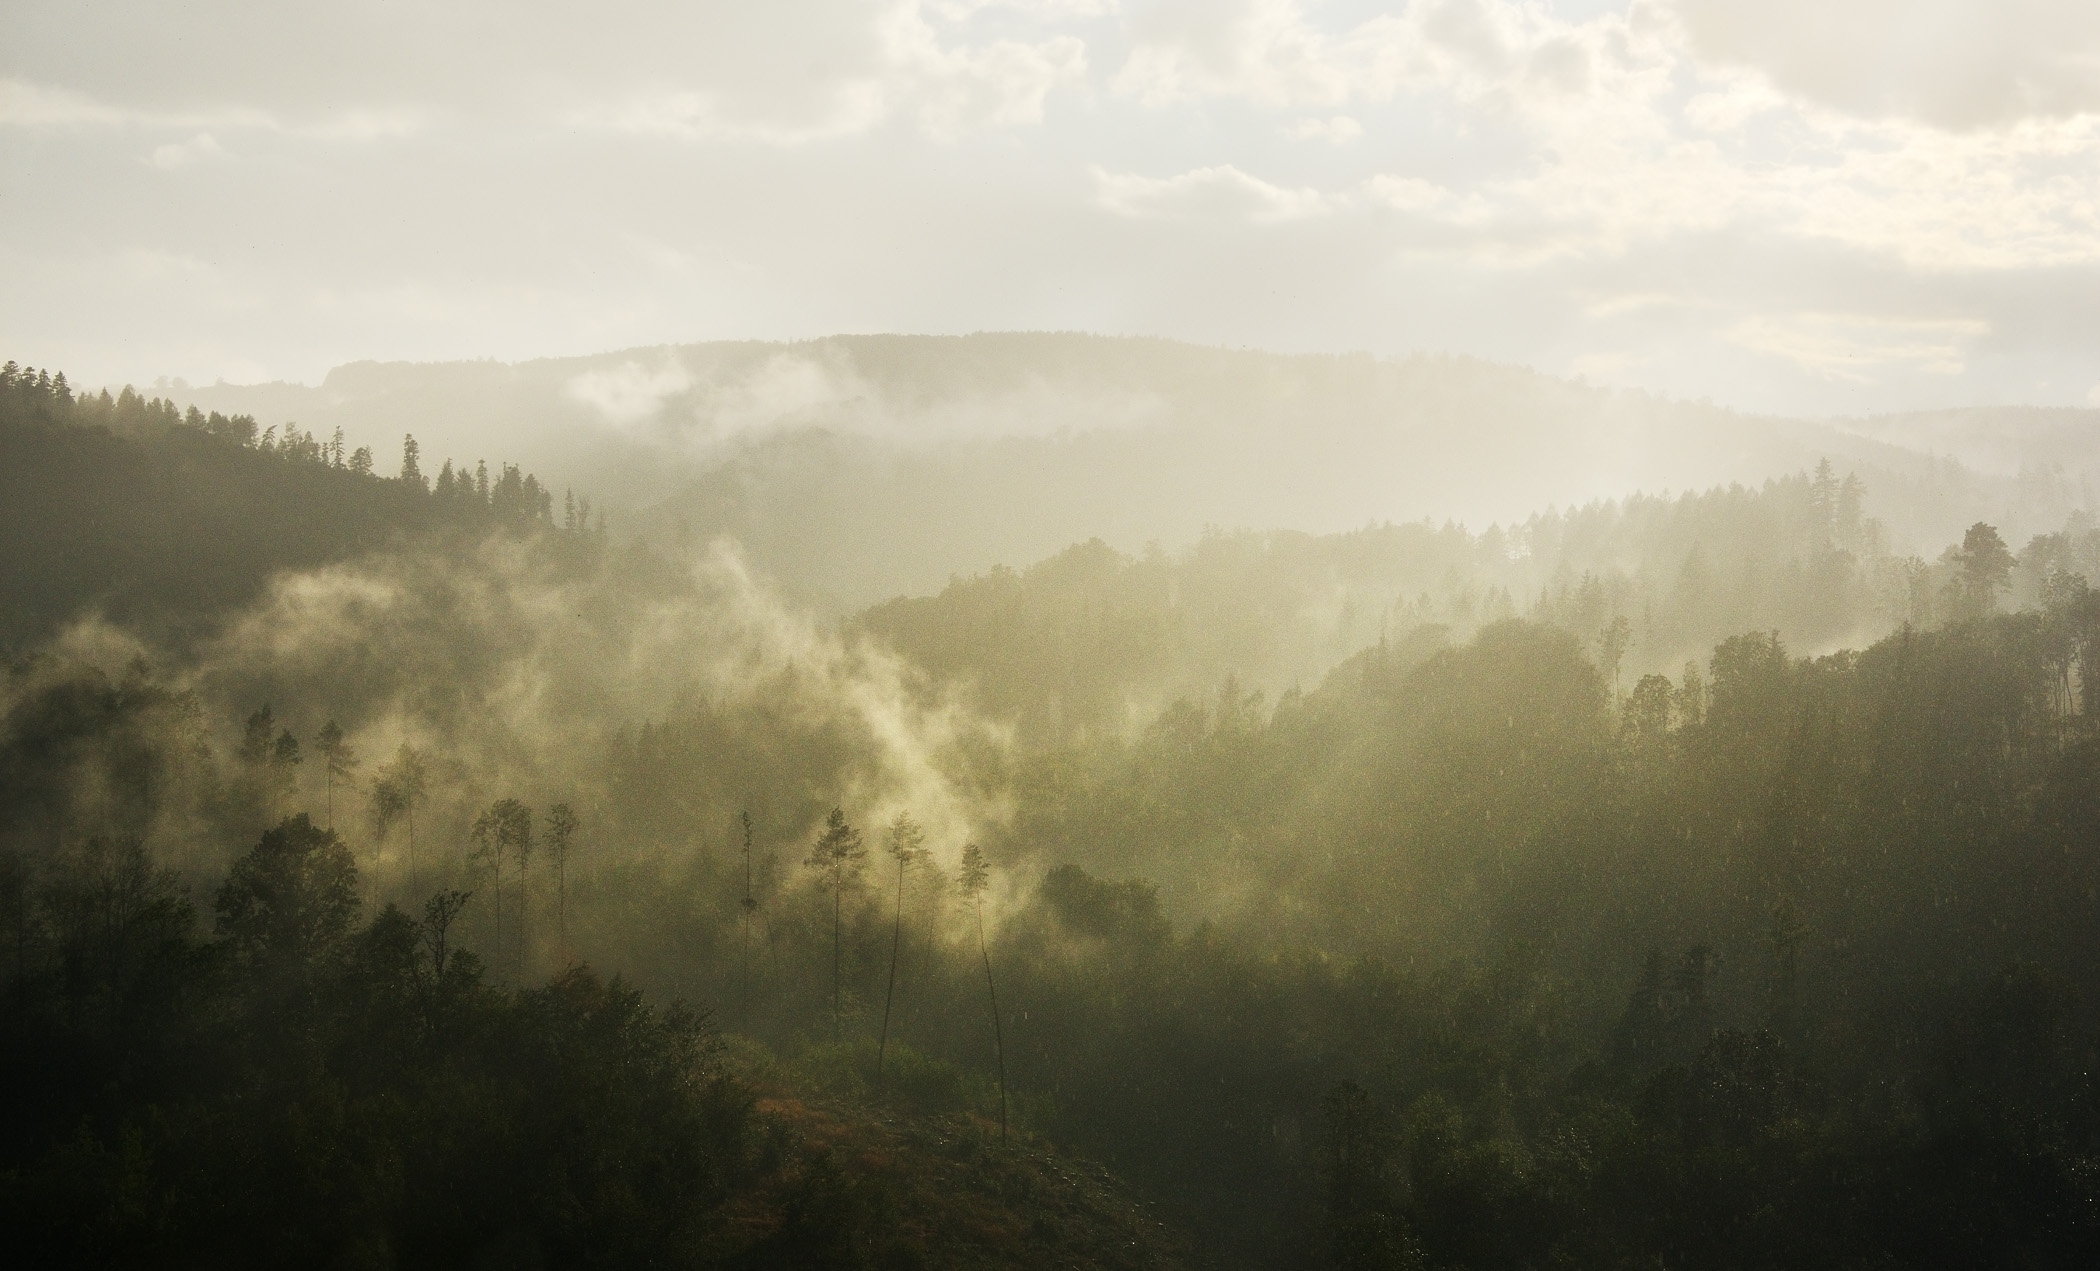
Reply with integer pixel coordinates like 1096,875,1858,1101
1,75,416,143
1673,0,2100,130
1363,174,1460,216
1094,163,1334,222
565,359,695,426
699,352,868,438
565,1,1090,143
1291,114,1362,143
0,78,123,125
149,132,227,169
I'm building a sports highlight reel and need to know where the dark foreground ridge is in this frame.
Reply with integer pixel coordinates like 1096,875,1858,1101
715,1091,1189,1269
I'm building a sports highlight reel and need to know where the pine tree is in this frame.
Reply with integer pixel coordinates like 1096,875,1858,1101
547,803,578,960
805,809,866,1041
368,746,429,896
739,809,758,1025
315,721,356,832
958,843,1007,1145
471,799,531,977
876,811,928,1087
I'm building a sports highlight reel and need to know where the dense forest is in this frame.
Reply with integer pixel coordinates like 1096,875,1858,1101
5,360,2100,1267
0,361,597,648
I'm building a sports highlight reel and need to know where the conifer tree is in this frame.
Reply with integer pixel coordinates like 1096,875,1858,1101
805,808,865,1041
875,811,928,1086
547,802,578,959
738,809,757,1024
369,744,429,893
471,799,531,976
314,720,356,832
959,842,1007,1145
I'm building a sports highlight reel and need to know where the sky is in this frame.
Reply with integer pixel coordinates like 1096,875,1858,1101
4,0,2099,417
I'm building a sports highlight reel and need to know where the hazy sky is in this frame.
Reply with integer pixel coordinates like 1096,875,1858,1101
4,0,2098,416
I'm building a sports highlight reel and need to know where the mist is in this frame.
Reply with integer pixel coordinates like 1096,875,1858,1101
9,2,2100,1268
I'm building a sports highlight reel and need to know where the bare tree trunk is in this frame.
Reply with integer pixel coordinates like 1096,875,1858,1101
978,905,1008,1147
831,884,842,1042
876,861,906,1086
492,843,503,972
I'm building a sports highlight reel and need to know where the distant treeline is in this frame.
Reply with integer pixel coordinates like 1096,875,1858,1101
0,361,598,648
861,462,2100,745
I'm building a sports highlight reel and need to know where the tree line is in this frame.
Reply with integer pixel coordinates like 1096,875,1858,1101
1,359,602,648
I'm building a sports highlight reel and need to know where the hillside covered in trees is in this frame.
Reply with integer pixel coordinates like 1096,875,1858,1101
0,361,595,649
6,357,2100,1268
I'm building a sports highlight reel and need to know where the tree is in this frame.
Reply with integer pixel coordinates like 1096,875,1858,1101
1954,521,2015,619
399,433,423,486
421,888,471,980
240,705,276,768
738,809,758,1025
369,744,429,894
1597,614,1633,702
315,720,357,832
215,814,359,999
958,842,1007,1146
805,809,866,1041
240,706,301,805
471,799,532,977
547,802,578,959
875,811,929,1087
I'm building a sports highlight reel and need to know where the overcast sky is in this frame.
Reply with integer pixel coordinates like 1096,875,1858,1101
4,0,2098,417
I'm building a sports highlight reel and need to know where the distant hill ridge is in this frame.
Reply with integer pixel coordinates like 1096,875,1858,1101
162,333,2098,608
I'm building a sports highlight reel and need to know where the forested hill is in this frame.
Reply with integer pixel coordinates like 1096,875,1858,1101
857,467,2100,744
0,362,586,650
169,334,2094,611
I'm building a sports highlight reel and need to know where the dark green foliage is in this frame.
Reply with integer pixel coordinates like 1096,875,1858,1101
0,360,588,650
0,817,752,1268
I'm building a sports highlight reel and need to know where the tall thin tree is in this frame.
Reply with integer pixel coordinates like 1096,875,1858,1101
315,721,356,832
959,843,1007,1146
470,800,534,973
470,806,502,962
875,811,928,1087
508,803,534,977
372,744,429,895
739,810,758,1026
547,803,578,960
805,809,865,1042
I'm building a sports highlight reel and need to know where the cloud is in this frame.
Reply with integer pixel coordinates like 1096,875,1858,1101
149,133,228,170
1111,0,1624,111
570,8,1087,144
0,75,417,143
0,78,124,126
1094,163,1333,222
1291,114,1362,143
698,351,870,438
1673,0,2100,130
565,358,695,426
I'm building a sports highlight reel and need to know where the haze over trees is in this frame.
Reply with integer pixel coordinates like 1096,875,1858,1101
5,354,2100,1267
